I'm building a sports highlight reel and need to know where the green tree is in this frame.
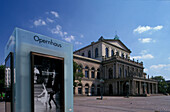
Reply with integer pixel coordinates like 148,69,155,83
152,76,168,94
73,61,83,89
0,65,5,92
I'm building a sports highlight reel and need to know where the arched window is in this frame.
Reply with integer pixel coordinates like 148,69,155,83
119,67,122,78
78,83,82,94
97,69,100,79
126,54,128,59
78,65,82,73
82,53,84,56
122,53,124,58
88,50,91,58
111,50,114,57
95,48,98,58
109,68,113,79
116,51,119,56
106,47,109,58
91,67,95,78
91,84,95,96
85,84,89,95
85,66,89,78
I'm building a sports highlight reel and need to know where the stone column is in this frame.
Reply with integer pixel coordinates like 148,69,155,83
75,86,78,95
131,80,135,95
113,64,115,78
94,70,97,79
119,81,121,95
89,70,91,79
89,85,91,96
82,86,85,95
82,68,85,78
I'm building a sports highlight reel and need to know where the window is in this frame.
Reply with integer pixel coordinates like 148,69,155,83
126,54,128,59
109,68,113,79
91,67,95,78
119,68,122,78
88,50,91,58
85,84,89,95
116,51,119,56
82,53,84,56
95,48,98,58
124,69,127,77
78,65,82,73
78,83,82,94
111,50,114,57
122,53,124,58
106,48,109,58
85,66,89,78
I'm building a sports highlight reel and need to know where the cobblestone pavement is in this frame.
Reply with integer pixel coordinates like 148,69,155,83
1,96,170,112
74,96,170,112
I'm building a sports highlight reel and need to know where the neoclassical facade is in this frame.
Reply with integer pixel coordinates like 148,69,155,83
73,36,158,96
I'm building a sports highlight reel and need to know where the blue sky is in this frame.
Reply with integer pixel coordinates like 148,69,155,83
0,0,170,80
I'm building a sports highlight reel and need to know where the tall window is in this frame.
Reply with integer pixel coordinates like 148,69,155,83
116,51,119,56
78,65,82,73
95,48,98,58
122,53,124,58
85,66,89,78
106,48,109,58
111,50,114,57
124,69,127,78
126,54,128,59
91,67,95,78
119,68,122,78
109,68,113,79
78,83,82,94
88,50,91,58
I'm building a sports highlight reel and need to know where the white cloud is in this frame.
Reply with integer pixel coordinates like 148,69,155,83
138,38,156,43
51,25,63,37
75,41,82,45
144,68,148,72
150,64,169,69
132,50,154,60
46,18,54,23
64,35,75,42
64,32,68,35
133,25,163,34
80,34,84,38
51,11,59,18
168,57,170,60
34,19,46,26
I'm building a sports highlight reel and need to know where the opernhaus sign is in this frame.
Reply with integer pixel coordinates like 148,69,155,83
34,35,62,48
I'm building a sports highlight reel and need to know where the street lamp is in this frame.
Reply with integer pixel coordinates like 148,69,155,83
126,82,129,98
100,79,104,100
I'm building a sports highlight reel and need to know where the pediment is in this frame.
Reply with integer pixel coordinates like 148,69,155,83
105,40,131,53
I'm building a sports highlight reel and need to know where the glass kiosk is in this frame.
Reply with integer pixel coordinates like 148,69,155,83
4,28,73,112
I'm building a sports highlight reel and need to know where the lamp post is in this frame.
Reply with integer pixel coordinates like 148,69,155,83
126,82,129,98
100,79,104,100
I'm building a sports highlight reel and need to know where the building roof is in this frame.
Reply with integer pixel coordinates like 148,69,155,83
74,36,131,53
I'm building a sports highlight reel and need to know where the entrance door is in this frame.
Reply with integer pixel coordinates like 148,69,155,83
31,52,64,112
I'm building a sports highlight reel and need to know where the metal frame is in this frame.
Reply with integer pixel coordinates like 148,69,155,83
5,52,14,112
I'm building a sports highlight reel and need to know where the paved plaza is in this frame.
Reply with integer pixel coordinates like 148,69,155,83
74,96,170,112
1,96,170,112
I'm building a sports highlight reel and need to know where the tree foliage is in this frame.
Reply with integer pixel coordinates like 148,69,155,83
152,76,168,94
73,61,83,87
